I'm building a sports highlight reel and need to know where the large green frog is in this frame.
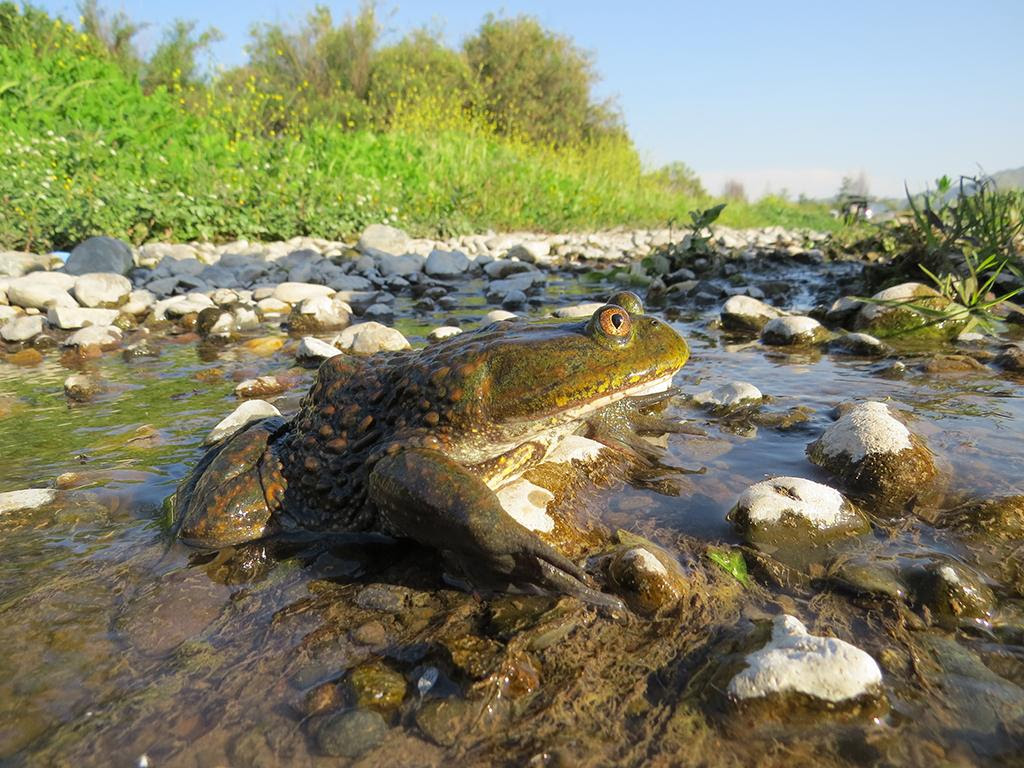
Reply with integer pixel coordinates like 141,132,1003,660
172,292,689,606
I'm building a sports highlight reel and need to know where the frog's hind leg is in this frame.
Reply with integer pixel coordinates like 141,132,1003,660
173,417,288,548
368,448,624,611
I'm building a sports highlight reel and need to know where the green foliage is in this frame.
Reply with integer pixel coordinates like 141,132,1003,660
367,28,479,128
650,161,706,198
0,4,840,250
858,175,1024,336
464,13,622,145
707,546,750,586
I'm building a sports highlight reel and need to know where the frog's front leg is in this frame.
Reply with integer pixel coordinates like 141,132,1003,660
369,448,623,610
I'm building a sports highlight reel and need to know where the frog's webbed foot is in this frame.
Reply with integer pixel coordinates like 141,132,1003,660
369,448,624,611
173,417,288,548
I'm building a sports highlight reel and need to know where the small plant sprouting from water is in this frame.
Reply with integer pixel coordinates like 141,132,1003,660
707,546,750,587
862,175,1024,336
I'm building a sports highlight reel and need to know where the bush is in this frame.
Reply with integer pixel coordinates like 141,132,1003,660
464,14,621,145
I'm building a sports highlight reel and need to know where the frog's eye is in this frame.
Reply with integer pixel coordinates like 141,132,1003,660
607,291,643,315
594,305,632,339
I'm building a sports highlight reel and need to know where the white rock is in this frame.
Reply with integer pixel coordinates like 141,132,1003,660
692,381,762,407
272,282,334,304
122,289,155,316
0,488,57,513
334,322,411,354
72,272,132,307
256,297,291,317
735,477,860,530
291,295,352,330
495,479,555,532
511,241,552,262
483,309,519,324
151,295,188,321
47,306,120,330
727,615,882,703
163,297,213,318
761,315,825,345
813,401,912,463
426,326,462,342
552,302,604,319
204,400,281,445
829,332,888,356
63,324,122,349
6,277,78,310
0,306,19,322
720,295,784,332
1,314,44,342
296,336,342,363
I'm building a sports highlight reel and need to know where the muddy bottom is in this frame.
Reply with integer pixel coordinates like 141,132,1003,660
2,268,1024,766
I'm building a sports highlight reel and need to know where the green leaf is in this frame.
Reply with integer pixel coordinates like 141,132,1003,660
707,547,750,586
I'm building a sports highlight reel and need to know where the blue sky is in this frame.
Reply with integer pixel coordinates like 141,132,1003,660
36,0,1024,199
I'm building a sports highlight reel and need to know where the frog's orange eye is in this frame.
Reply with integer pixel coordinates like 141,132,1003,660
597,306,632,338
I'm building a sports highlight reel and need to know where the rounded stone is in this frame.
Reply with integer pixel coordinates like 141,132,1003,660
720,295,785,334
761,315,828,346
65,236,134,275
806,401,936,500
731,477,870,549
72,272,132,307
828,332,890,357
0,314,44,342
334,322,410,354
854,282,966,339
692,381,763,408
608,542,688,614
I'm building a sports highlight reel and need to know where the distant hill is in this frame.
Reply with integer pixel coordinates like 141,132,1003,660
990,166,1024,190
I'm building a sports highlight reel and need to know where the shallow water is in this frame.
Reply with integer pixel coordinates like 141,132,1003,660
2,266,1024,766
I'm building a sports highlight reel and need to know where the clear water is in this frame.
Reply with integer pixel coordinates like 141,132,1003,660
1,268,1023,765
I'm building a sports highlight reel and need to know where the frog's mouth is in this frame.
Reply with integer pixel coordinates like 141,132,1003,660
557,371,677,421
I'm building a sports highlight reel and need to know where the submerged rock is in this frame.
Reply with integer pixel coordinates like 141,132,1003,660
316,708,387,758
720,295,785,334
731,477,869,550
64,373,104,402
906,559,996,625
727,615,882,704
0,488,58,513
806,401,936,500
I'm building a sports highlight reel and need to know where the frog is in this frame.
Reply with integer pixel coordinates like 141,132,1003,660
172,291,689,607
